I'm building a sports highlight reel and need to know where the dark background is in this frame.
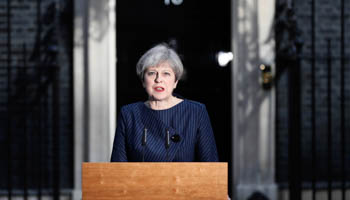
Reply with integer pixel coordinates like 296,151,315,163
116,0,232,195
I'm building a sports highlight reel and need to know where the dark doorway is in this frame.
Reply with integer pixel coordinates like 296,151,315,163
116,0,231,195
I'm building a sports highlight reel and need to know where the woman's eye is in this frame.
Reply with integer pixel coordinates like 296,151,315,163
147,72,156,76
163,72,171,76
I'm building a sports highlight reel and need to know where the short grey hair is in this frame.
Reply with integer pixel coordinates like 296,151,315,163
136,43,184,81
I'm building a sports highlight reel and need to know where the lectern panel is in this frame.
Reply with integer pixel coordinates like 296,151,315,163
82,162,227,200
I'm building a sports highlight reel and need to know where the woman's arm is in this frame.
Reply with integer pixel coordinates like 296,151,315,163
110,109,128,162
196,105,219,162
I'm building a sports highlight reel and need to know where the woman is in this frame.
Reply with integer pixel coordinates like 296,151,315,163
111,43,218,162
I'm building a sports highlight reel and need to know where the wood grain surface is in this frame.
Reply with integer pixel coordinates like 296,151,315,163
82,162,227,200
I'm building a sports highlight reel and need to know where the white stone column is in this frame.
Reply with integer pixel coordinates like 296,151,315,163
73,0,116,199
231,0,277,199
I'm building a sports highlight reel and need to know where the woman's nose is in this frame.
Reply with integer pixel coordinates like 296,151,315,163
155,74,162,82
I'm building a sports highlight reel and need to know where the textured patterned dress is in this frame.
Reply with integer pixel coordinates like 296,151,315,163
111,99,219,162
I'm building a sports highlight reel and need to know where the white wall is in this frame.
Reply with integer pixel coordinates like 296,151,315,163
231,0,277,199
73,0,116,199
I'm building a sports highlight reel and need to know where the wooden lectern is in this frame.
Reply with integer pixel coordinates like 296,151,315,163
82,162,227,200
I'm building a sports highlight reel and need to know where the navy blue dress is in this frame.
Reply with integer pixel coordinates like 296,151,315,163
111,99,219,162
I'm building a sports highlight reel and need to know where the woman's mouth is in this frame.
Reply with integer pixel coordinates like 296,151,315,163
154,86,165,92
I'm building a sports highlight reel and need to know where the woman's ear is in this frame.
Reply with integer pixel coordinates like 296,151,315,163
141,74,145,88
174,80,179,89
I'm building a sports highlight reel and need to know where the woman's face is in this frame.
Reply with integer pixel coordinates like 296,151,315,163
143,61,178,102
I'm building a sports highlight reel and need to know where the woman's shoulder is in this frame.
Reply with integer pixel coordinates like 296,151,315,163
120,102,145,113
183,99,207,110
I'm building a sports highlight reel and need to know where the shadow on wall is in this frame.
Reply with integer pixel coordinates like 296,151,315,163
75,0,111,45
89,0,111,42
